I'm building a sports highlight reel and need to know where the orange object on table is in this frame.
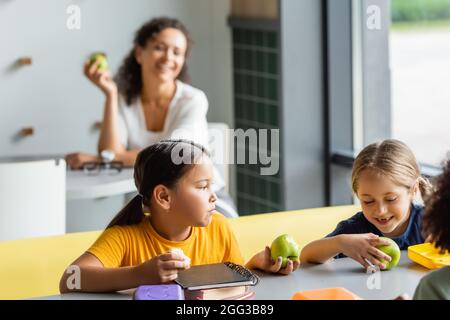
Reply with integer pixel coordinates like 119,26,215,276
292,287,362,300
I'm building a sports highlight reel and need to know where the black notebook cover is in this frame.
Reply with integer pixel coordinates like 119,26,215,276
175,262,259,291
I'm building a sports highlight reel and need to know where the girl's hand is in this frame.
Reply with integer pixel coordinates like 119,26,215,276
84,59,117,97
339,233,392,270
134,251,190,285
425,234,435,243
248,246,300,275
65,152,99,170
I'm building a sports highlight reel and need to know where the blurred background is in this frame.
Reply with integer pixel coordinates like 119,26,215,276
1,0,448,236
390,0,450,167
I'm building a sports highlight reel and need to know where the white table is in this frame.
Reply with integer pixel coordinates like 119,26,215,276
36,252,428,300
65,168,136,232
66,168,135,200
252,251,427,300
0,156,136,200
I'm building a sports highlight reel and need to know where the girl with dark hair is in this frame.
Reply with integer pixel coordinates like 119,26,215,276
60,140,299,293
413,159,450,300
65,17,237,217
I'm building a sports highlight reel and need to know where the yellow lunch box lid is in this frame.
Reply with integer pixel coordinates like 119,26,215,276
408,243,450,269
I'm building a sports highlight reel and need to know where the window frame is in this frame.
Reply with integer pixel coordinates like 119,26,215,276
327,0,443,205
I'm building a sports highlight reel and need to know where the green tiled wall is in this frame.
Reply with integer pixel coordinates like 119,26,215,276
232,27,283,215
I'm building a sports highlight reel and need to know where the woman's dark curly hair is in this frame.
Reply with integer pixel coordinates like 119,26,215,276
115,17,192,106
423,159,450,251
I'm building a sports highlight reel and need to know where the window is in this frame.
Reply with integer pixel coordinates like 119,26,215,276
328,0,444,205
390,0,450,166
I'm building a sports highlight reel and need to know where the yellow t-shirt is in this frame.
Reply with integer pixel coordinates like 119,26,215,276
87,213,244,268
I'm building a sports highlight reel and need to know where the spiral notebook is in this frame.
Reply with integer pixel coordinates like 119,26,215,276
175,262,259,291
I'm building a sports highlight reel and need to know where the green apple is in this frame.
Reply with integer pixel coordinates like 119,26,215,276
90,52,108,71
270,234,300,268
376,237,401,270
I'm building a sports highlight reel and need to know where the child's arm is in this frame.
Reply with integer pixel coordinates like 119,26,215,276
300,233,393,269
59,251,188,293
245,246,300,275
300,236,343,264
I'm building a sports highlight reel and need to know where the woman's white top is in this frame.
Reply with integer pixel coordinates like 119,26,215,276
117,80,225,191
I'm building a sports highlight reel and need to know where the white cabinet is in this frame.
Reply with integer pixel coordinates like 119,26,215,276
0,159,66,241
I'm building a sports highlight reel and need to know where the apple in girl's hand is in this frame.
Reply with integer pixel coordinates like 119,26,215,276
376,237,401,270
90,52,108,71
270,234,300,268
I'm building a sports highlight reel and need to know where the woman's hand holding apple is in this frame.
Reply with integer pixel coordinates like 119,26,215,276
337,233,392,270
84,57,117,97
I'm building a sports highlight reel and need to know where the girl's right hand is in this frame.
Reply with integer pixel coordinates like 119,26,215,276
84,58,117,97
338,233,393,270
246,246,300,275
134,251,190,284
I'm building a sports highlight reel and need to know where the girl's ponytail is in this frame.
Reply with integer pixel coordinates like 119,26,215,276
418,176,433,201
107,195,144,228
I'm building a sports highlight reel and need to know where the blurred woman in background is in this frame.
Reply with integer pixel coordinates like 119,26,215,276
65,17,237,217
